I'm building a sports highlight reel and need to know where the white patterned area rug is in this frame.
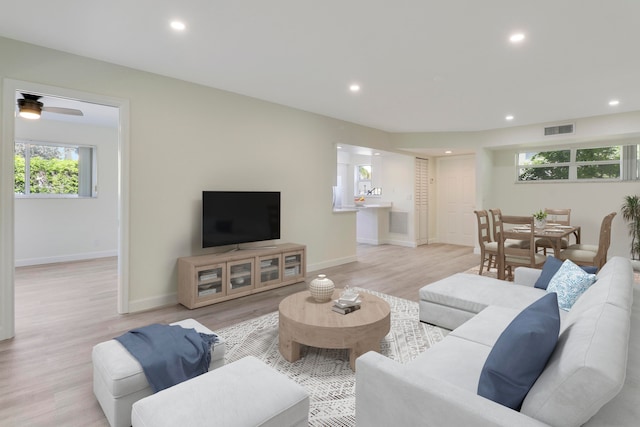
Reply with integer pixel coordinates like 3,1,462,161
217,288,448,426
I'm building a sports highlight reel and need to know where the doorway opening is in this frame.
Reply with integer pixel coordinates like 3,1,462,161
1,79,130,340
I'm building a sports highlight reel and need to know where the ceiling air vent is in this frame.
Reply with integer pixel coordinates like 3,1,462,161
544,123,574,136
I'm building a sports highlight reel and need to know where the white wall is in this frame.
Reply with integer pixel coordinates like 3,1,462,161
14,119,118,266
0,36,395,312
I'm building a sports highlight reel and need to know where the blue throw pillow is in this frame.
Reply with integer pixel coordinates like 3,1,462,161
478,293,560,410
534,256,598,289
546,259,597,311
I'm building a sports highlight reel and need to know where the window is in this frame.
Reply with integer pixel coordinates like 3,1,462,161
355,165,372,195
517,144,632,182
15,140,97,197
576,146,621,179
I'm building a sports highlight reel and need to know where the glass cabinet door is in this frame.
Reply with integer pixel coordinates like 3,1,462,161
283,251,304,281
196,264,225,301
227,259,254,294
258,254,282,287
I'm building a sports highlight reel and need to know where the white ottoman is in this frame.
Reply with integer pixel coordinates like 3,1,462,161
92,318,225,427
131,356,309,427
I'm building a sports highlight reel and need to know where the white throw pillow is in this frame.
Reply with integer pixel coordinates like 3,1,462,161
546,259,597,311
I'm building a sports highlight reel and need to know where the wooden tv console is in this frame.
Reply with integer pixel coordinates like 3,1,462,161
178,243,306,309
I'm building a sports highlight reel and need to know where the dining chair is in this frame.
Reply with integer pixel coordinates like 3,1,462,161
535,208,571,255
560,212,617,271
490,208,530,249
474,210,498,275
497,215,546,280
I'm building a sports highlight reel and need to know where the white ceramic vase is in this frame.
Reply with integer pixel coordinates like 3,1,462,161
535,218,546,230
309,274,335,302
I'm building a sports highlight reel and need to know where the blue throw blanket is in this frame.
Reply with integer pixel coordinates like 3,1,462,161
115,323,219,392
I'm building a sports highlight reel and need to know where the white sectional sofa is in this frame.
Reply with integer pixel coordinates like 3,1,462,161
355,256,638,427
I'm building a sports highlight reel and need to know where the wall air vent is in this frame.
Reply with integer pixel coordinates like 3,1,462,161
544,123,574,136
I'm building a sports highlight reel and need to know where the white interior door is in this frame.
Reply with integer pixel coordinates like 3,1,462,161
436,155,475,246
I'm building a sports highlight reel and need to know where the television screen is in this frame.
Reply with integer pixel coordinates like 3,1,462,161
202,191,281,248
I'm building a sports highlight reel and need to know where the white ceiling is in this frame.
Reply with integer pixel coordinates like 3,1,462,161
1,0,639,133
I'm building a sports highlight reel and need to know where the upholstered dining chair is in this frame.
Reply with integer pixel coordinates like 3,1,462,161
560,212,617,271
490,208,530,250
474,210,498,275
535,208,572,255
497,215,546,280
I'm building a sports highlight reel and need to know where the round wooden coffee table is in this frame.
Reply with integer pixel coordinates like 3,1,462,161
278,289,391,370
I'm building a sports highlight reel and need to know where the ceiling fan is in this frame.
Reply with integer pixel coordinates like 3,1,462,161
17,93,84,119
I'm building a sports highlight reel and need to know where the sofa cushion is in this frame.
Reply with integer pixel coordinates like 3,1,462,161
534,256,597,290
521,303,630,426
407,335,492,393
546,260,597,310
449,305,522,347
583,285,640,426
477,293,560,410
131,356,309,427
419,273,546,329
586,256,635,312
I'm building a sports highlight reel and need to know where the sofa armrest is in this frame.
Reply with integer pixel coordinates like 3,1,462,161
514,267,542,287
355,352,550,427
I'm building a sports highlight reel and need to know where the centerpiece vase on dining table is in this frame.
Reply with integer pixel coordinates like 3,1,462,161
533,210,548,230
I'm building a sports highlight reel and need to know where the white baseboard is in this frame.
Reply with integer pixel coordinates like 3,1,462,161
128,292,178,313
356,239,417,248
356,237,383,245
384,239,417,248
15,250,118,267
308,255,358,273
0,324,14,341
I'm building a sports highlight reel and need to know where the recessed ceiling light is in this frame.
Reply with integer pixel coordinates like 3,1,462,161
349,84,360,93
445,150,452,154
505,115,514,121
609,100,620,106
373,152,381,156
509,33,525,43
170,21,186,31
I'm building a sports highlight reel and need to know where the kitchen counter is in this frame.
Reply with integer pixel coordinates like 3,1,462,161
355,203,392,244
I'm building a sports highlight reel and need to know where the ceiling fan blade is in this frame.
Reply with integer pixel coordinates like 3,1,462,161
42,106,84,116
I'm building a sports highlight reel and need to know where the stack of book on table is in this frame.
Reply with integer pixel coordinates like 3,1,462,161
332,291,361,315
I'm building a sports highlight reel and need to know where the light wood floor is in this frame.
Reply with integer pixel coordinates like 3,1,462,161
0,243,478,427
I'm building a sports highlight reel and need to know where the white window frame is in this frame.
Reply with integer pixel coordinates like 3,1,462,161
516,144,634,183
14,139,98,198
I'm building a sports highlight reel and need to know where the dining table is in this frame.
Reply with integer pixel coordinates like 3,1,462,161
519,223,581,258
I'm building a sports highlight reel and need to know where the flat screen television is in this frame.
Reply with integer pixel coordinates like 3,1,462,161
202,191,281,248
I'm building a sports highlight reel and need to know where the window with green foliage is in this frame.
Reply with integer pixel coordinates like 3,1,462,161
355,165,372,195
15,141,97,197
576,146,621,179
517,145,630,182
